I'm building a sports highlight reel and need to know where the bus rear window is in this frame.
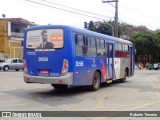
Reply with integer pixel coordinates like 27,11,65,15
26,29,64,49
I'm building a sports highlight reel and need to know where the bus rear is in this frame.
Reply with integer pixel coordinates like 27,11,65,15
23,25,74,88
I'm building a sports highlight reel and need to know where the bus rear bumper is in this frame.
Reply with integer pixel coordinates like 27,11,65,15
24,72,73,85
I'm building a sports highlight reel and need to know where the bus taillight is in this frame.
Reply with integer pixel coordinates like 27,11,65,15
61,59,68,76
23,60,26,68
23,59,28,74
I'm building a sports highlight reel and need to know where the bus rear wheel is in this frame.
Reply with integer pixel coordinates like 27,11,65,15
52,84,68,90
120,70,127,83
89,71,100,91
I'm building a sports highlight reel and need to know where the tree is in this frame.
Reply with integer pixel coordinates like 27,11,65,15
84,20,160,64
86,21,113,36
129,32,160,64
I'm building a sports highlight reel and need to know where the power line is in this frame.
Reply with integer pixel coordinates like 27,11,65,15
25,0,159,30
25,0,112,21
41,0,111,18
102,0,119,37
76,0,160,27
41,0,145,25
76,0,139,23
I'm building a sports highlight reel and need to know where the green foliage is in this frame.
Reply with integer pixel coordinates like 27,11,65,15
87,21,115,36
129,32,160,63
129,33,155,55
85,20,160,63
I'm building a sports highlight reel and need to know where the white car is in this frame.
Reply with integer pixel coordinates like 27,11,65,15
0,58,23,71
153,63,160,70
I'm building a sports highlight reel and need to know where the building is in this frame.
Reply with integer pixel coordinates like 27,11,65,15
0,18,36,60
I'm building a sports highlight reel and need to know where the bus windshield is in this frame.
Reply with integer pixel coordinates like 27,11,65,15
26,29,64,49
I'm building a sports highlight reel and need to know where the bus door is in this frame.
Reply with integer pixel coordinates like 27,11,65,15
106,43,113,79
129,47,134,76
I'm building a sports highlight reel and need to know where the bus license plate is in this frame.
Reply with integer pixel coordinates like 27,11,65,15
40,70,49,74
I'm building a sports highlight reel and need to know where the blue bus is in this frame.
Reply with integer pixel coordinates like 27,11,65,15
23,25,134,91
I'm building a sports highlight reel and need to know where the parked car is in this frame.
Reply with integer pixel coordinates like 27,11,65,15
0,58,23,71
148,64,153,70
153,63,160,70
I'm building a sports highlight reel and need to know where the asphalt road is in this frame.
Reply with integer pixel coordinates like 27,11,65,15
0,70,160,120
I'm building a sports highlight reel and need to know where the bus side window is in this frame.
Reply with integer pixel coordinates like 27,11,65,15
87,37,96,57
106,44,109,57
118,43,122,51
75,34,85,46
109,44,113,58
115,43,119,50
86,36,91,46
125,44,129,51
97,39,105,57
106,44,112,58
75,34,86,56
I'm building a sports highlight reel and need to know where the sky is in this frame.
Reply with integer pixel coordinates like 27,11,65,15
1,0,160,30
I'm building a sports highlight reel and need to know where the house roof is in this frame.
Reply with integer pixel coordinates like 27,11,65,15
0,18,36,25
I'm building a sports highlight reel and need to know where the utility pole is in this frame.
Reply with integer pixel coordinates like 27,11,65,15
102,0,119,37
2,14,7,58
4,22,7,58
115,0,118,37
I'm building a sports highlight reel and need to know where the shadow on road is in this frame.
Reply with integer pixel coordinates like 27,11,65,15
2,82,123,106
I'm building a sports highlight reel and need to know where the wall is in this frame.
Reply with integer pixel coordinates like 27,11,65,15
0,20,10,59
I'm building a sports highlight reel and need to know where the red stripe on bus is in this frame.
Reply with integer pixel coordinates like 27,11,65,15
102,59,107,81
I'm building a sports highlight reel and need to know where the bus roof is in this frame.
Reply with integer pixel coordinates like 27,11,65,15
25,25,133,45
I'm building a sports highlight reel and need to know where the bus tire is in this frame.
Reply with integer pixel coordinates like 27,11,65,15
89,71,100,91
52,84,68,90
15,69,19,71
120,70,127,83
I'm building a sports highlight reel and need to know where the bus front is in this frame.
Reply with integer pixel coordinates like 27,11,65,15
23,26,73,89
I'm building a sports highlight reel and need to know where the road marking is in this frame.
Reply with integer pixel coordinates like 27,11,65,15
128,100,160,110
148,79,160,99
156,92,160,98
0,99,19,103
95,99,104,108
94,94,108,109
148,79,156,88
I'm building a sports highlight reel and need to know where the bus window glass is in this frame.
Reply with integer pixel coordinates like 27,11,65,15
100,40,105,48
87,37,96,57
97,39,105,57
76,34,85,46
86,36,91,46
87,47,96,57
26,29,63,49
127,44,129,51
108,44,113,57
91,37,96,47
106,44,109,57
115,43,118,50
96,39,100,48
75,34,86,56
118,43,122,51
121,44,124,51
